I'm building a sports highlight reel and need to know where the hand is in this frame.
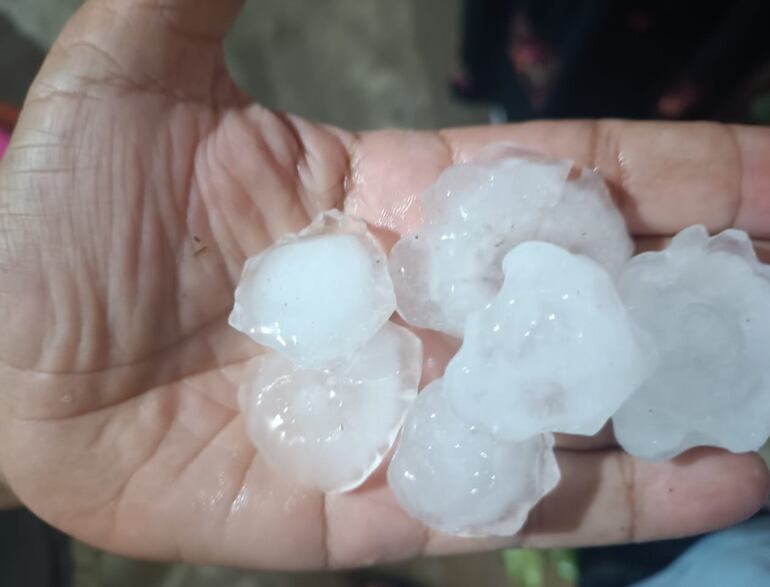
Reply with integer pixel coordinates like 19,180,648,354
0,0,768,570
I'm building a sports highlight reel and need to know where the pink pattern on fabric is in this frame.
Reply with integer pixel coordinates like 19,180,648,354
507,14,560,111
0,129,9,160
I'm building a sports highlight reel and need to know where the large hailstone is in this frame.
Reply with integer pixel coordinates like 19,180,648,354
229,210,396,366
240,322,422,493
387,378,560,537
445,241,652,441
389,153,633,336
613,225,770,461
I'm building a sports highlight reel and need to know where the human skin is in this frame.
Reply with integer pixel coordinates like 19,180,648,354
0,0,769,570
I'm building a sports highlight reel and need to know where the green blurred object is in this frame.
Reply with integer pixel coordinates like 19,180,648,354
549,549,579,584
502,548,578,587
502,549,544,587
751,92,770,124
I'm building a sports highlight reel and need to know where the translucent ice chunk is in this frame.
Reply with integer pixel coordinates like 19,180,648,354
240,322,422,493
445,242,653,441
387,378,560,537
389,153,632,336
229,210,396,366
613,225,770,461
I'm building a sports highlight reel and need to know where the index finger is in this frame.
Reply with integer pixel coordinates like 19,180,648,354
345,120,770,239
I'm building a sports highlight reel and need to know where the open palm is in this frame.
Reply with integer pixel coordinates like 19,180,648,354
0,0,768,570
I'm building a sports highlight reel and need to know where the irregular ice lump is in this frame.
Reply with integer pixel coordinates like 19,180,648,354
241,323,422,493
229,210,396,366
613,226,770,461
444,241,652,441
388,378,560,536
389,153,632,336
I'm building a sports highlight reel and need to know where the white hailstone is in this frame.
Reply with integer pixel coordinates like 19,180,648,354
389,152,632,336
613,225,770,461
240,322,422,493
444,242,653,442
229,210,396,366
387,378,560,537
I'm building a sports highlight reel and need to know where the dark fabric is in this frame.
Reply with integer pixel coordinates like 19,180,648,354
0,508,71,587
578,536,699,587
453,0,770,122
579,510,770,587
0,14,45,107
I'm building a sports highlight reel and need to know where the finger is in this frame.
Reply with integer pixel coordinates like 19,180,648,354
423,448,770,557
345,122,770,239
32,0,245,100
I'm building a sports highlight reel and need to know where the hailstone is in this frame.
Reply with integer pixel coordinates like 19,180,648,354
444,241,653,441
229,210,396,366
389,153,632,336
387,378,560,537
613,225,770,461
240,322,422,493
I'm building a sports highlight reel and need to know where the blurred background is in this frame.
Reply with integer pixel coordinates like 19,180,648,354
0,0,487,130
1,1,769,586
3,0,769,131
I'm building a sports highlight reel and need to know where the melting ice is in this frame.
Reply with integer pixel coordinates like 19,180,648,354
613,226,770,460
229,210,396,367
387,378,559,536
240,323,421,492
444,241,653,441
389,153,632,336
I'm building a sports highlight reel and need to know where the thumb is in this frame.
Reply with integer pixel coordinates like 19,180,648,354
31,0,245,101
